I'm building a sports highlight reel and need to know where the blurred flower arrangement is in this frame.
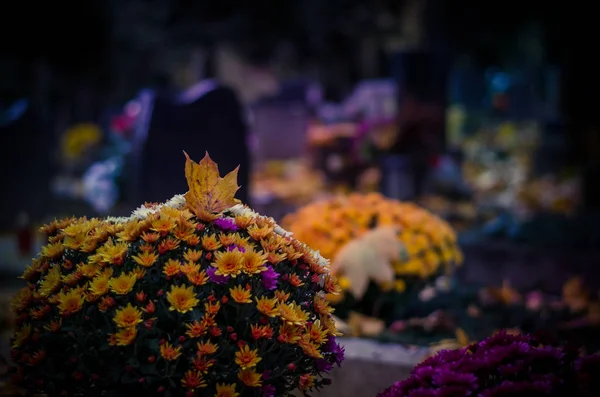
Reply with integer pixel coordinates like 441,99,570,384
281,193,462,328
9,153,343,396
53,100,138,213
250,159,326,206
378,331,600,397
60,123,103,163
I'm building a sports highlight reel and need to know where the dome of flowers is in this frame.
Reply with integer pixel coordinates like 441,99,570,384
379,331,600,397
281,193,462,290
10,153,344,397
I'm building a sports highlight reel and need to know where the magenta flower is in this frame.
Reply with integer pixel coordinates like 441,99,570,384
379,333,600,397
261,266,279,290
213,217,238,232
206,266,229,284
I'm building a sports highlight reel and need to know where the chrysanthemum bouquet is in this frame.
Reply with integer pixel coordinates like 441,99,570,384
281,194,462,318
10,153,344,397
379,331,600,397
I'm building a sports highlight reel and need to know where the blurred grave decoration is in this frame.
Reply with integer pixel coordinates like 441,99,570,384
281,193,463,333
250,159,326,207
8,153,343,397
249,81,321,218
378,331,600,397
377,276,600,356
51,105,135,214
307,79,398,194
441,66,582,240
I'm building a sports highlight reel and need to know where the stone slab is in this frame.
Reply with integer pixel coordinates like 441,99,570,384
306,338,428,397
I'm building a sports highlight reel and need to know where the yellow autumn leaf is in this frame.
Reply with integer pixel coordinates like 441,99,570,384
183,151,240,221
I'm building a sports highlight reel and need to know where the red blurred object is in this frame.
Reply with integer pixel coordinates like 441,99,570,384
110,115,135,136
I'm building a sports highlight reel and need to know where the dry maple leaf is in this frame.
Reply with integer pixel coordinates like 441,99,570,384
183,151,240,221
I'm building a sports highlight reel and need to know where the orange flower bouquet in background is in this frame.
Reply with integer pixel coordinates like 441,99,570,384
9,153,343,397
281,193,463,321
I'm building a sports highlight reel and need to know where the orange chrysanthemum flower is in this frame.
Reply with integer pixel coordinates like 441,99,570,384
163,259,181,277
112,326,137,346
10,287,34,312
235,345,261,369
166,285,199,313
113,303,143,328
57,290,84,316
229,285,252,304
88,274,110,296
234,213,255,229
201,234,222,251
140,231,160,244
204,301,221,316
218,233,235,247
241,250,268,274
313,295,334,316
132,251,159,268
274,290,290,303
197,340,219,355
299,374,315,391
43,319,62,332
98,239,128,265
78,262,101,278
277,324,302,344
183,249,203,263
307,320,328,344
237,368,262,388
109,272,137,295
160,342,182,361
216,383,240,397
185,234,200,246
247,225,273,241
255,296,278,317
191,353,215,373
185,321,208,338
289,274,304,287
38,267,61,297
98,296,116,312
158,237,180,253
187,269,209,286
41,242,64,260
181,370,207,390
277,302,308,326
150,215,176,235
250,324,274,340
172,224,195,241
212,249,244,277
298,334,323,359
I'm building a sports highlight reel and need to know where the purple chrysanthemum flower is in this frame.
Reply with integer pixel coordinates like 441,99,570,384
323,337,345,365
213,217,238,232
479,380,552,397
316,358,334,373
261,266,279,290
227,244,245,253
433,385,472,397
206,266,229,284
406,388,437,397
432,370,477,389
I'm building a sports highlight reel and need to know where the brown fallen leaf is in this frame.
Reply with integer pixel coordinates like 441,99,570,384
183,151,240,221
